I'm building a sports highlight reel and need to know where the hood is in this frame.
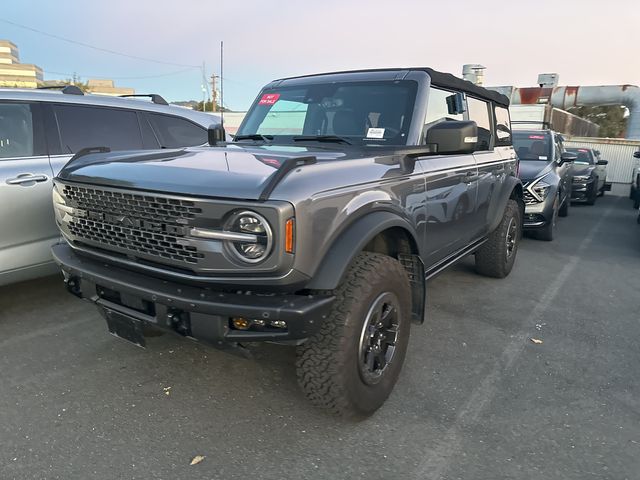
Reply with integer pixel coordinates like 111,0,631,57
571,164,595,177
56,145,346,200
518,160,554,182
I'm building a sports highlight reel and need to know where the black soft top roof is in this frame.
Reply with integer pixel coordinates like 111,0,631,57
271,67,510,107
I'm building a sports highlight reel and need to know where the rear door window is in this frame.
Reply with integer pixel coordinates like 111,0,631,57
0,102,41,158
147,114,207,148
467,97,492,151
54,105,143,153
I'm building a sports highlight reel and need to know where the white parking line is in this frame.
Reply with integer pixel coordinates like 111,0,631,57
415,202,616,479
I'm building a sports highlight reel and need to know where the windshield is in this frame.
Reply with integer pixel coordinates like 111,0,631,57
512,132,552,161
566,148,594,165
236,80,418,146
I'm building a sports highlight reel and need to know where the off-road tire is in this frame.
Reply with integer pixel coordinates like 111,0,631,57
475,199,521,278
559,194,570,217
296,252,411,419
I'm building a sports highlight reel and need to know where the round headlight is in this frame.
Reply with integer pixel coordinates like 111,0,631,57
224,210,273,263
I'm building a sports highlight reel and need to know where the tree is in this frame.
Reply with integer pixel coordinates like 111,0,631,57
568,105,628,138
193,100,230,112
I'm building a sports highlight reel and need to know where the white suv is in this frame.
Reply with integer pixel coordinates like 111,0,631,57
0,86,220,286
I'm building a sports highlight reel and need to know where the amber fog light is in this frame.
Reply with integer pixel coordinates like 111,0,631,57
231,317,251,330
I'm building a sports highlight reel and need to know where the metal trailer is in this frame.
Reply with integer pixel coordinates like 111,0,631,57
564,137,640,196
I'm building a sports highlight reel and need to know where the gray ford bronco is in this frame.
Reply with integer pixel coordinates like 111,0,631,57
52,68,524,418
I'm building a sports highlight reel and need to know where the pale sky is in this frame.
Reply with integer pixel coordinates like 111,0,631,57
3,0,639,110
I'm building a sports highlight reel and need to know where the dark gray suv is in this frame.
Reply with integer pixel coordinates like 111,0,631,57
52,68,524,418
513,130,575,241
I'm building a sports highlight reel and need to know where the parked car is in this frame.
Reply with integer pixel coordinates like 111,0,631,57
565,147,608,205
0,86,220,286
631,150,640,209
51,68,524,418
513,129,575,241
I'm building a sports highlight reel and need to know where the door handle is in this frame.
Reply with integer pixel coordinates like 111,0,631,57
6,173,49,185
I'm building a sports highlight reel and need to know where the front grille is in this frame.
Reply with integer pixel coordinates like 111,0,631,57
62,185,204,265
63,185,203,224
523,190,537,205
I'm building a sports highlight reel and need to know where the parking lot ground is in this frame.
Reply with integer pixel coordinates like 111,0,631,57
1,195,639,480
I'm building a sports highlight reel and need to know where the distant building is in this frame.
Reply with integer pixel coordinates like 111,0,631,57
85,79,134,96
0,40,43,88
0,40,134,95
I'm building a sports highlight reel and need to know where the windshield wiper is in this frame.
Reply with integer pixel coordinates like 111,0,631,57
292,135,353,145
233,134,273,142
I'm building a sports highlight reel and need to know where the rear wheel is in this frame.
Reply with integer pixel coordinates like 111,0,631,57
475,199,521,278
296,252,412,419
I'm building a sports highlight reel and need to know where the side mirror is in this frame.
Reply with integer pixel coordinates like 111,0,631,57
597,160,608,166
560,152,577,165
425,120,478,155
446,92,467,115
634,151,640,159
208,124,226,146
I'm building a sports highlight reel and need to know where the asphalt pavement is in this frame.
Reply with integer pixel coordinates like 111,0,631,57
1,195,639,480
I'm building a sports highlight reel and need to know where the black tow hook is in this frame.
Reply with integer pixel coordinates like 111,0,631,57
168,310,191,337
66,276,82,297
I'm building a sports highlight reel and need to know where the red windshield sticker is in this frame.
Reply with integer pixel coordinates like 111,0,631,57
528,135,545,140
258,93,280,105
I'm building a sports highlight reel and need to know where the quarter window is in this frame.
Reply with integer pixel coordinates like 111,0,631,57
54,105,143,153
494,106,512,146
0,103,35,159
147,114,207,148
467,97,492,151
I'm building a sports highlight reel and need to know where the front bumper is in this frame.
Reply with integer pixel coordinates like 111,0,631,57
523,200,554,229
52,243,334,349
571,180,594,201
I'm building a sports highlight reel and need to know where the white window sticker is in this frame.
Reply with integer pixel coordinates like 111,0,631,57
366,127,385,139
539,156,548,160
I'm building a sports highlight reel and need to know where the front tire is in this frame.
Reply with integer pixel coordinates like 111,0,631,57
296,252,412,419
586,181,598,205
475,199,521,278
535,194,559,242
559,193,570,217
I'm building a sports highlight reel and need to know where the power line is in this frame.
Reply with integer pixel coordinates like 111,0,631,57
43,66,200,80
0,18,200,68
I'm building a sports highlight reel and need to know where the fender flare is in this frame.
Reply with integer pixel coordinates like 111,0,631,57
306,211,420,291
489,176,524,232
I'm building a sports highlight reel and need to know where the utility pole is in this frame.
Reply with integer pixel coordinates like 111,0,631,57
211,74,218,112
201,61,207,111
